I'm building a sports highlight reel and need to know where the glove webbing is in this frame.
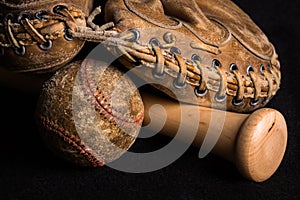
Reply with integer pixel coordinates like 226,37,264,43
0,6,116,55
105,30,280,107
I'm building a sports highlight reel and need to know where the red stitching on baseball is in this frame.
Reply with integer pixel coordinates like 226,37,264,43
39,115,105,167
78,62,144,128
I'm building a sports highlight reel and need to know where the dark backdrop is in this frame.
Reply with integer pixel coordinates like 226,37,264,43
0,0,299,199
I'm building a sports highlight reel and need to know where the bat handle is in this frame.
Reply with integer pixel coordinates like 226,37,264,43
234,108,287,182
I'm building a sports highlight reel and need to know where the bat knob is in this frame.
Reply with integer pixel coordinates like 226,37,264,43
235,108,287,182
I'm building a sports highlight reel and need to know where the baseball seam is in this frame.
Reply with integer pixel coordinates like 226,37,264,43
79,61,144,128
39,115,105,167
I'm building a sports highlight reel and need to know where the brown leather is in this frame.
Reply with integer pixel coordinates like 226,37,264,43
0,0,94,73
36,60,144,166
104,0,281,113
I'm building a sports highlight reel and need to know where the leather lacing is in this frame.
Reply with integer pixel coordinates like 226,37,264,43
114,30,280,107
0,6,280,107
0,6,117,55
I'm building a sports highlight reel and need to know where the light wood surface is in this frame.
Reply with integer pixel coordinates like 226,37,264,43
141,91,288,182
1,67,287,182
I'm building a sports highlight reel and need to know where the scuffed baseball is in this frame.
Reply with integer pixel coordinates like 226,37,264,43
36,60,144,167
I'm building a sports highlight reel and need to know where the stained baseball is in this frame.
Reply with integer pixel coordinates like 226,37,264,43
36,60,144,167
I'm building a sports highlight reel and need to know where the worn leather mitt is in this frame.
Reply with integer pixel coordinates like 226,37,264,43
0,0,115,73
103,0,281,113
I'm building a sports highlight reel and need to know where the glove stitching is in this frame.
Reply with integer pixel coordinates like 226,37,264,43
109,31,280,109
0,6,116,53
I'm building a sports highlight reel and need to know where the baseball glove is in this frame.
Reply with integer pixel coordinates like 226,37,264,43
0,0,115,73
102,0,281,113
0,0,287,181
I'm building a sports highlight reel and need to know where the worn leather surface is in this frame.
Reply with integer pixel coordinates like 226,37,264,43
36,60,144,166
104,0,281,112
0,0,298,199
0,0,94,73
0,0,93,14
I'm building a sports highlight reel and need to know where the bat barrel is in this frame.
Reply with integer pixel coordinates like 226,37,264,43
141,92,287,182
235,108,287,182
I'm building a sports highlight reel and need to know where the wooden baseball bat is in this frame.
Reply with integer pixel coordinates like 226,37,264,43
140,91,287,182
1,65,287,182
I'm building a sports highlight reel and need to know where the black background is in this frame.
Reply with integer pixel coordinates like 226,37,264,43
0,0,299,199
